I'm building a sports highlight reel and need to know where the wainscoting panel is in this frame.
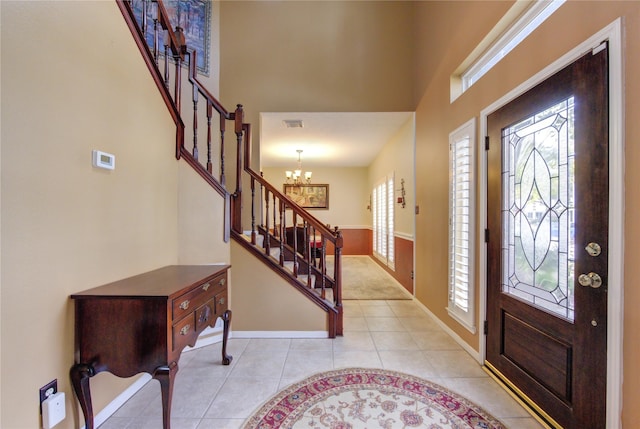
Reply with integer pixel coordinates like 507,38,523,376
371,234,414,294
326,228,371,255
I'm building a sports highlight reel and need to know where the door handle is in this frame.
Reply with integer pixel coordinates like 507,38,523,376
578,272,603,288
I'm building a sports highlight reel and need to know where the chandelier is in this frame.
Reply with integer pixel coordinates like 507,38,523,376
285,149,312,184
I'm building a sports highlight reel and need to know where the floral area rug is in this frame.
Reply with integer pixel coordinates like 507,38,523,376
243,367,505,429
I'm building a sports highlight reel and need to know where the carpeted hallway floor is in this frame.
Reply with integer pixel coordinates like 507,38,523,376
336,255,413,300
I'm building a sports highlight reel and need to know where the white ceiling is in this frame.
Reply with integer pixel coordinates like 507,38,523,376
259,112,413,168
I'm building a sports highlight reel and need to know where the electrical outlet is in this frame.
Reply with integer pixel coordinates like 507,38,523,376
39,379,57,413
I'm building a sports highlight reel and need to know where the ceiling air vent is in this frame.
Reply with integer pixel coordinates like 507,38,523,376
283,119,304,128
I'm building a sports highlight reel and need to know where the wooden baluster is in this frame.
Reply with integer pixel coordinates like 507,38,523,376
303,221,309,264
173,26,185,115
206,102,213,173
320,238,326,296
272,193,277,238
292,213,298,276
264,190,271,256
279,200,285,266
192,84,198,159
234,105,244,198
250,177,256,245
259,172,265,231
141,0,148,35
152,2,159,63
334,228,343,336
308,225,313,289
163,42,170,89
219,116,226,186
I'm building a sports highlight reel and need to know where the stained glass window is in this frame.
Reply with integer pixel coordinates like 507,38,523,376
502,97,575,321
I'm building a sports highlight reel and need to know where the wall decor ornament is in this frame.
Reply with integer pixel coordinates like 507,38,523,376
283,184,329,209
133,0,212,76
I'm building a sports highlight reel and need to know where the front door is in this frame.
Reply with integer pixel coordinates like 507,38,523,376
486,45,608,428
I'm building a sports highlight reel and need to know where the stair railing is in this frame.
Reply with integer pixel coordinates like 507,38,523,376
117,0,343,337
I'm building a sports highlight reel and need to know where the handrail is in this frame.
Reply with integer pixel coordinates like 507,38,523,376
188,51,232,119
240,122,339,244
118,0,342,336
116,0,184,133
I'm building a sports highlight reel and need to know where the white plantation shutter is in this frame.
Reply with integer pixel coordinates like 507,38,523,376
448,119,476,332
373,174,395,269
372,187,378,257
387,176,395,268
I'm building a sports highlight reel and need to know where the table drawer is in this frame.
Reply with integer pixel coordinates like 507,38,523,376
172,273,226,320
195,299,215,331
214,290,228,315
172,313,196,352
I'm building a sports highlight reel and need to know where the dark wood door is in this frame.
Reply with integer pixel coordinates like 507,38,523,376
486,45,608,429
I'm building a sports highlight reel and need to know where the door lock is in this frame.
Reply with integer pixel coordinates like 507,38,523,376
578,272,603,289
585,242,602,257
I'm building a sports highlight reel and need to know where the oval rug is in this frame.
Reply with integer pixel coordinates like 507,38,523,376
243,367,505,429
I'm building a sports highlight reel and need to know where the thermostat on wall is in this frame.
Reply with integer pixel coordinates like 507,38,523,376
92,150,115,170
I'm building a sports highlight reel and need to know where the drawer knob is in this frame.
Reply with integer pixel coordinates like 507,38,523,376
202,282,210,291
218,297,225,305
179,300,190,310
180,324,191,336
219,278,226,286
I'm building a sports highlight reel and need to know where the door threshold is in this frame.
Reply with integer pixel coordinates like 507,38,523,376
483,362,559,429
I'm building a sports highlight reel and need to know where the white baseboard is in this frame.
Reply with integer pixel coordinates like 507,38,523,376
231,330,329,339
83,373,152,429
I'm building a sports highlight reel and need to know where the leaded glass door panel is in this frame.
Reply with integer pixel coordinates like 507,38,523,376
486,46,608,429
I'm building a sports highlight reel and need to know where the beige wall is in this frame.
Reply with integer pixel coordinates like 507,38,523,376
230,241,326,332
3,0,639,427
368,116,415,237
261,167,370,229
223,0,640,426
0,1,221,427
177,163,230,265
411,1,640,426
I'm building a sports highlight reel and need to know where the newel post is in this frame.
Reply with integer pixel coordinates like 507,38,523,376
334,227,344,336
231,104,244,233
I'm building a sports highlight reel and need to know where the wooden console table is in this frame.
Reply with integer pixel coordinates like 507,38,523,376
69,265,232,429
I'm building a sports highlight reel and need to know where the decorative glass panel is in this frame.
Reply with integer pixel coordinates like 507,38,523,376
502,97,575,321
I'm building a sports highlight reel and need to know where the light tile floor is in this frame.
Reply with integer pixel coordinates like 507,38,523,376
100,299,545,428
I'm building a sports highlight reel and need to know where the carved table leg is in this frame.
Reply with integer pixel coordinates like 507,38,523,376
153,362,178,429
70,363,96,429
221,309,233,365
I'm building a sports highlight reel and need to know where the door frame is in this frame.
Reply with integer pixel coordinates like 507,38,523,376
478,18,624,428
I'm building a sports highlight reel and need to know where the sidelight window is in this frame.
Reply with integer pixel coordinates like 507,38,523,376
448,119,476,332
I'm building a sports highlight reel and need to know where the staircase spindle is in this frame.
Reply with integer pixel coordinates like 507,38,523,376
163,43,169,89
279,200,285,266
141,0,148,35
264,189,271,255
192,85,198,159
234,105,244,199
118,0,343,337
152,8,159,63
250,177,256,245
219,116,226,186
304,224,317,288
272,193,277,237
205,102,213,173
292,213,298,276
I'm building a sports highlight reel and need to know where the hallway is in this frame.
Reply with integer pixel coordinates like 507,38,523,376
99,299,545,428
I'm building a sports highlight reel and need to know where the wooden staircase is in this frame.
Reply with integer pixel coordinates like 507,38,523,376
117,0,343,337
